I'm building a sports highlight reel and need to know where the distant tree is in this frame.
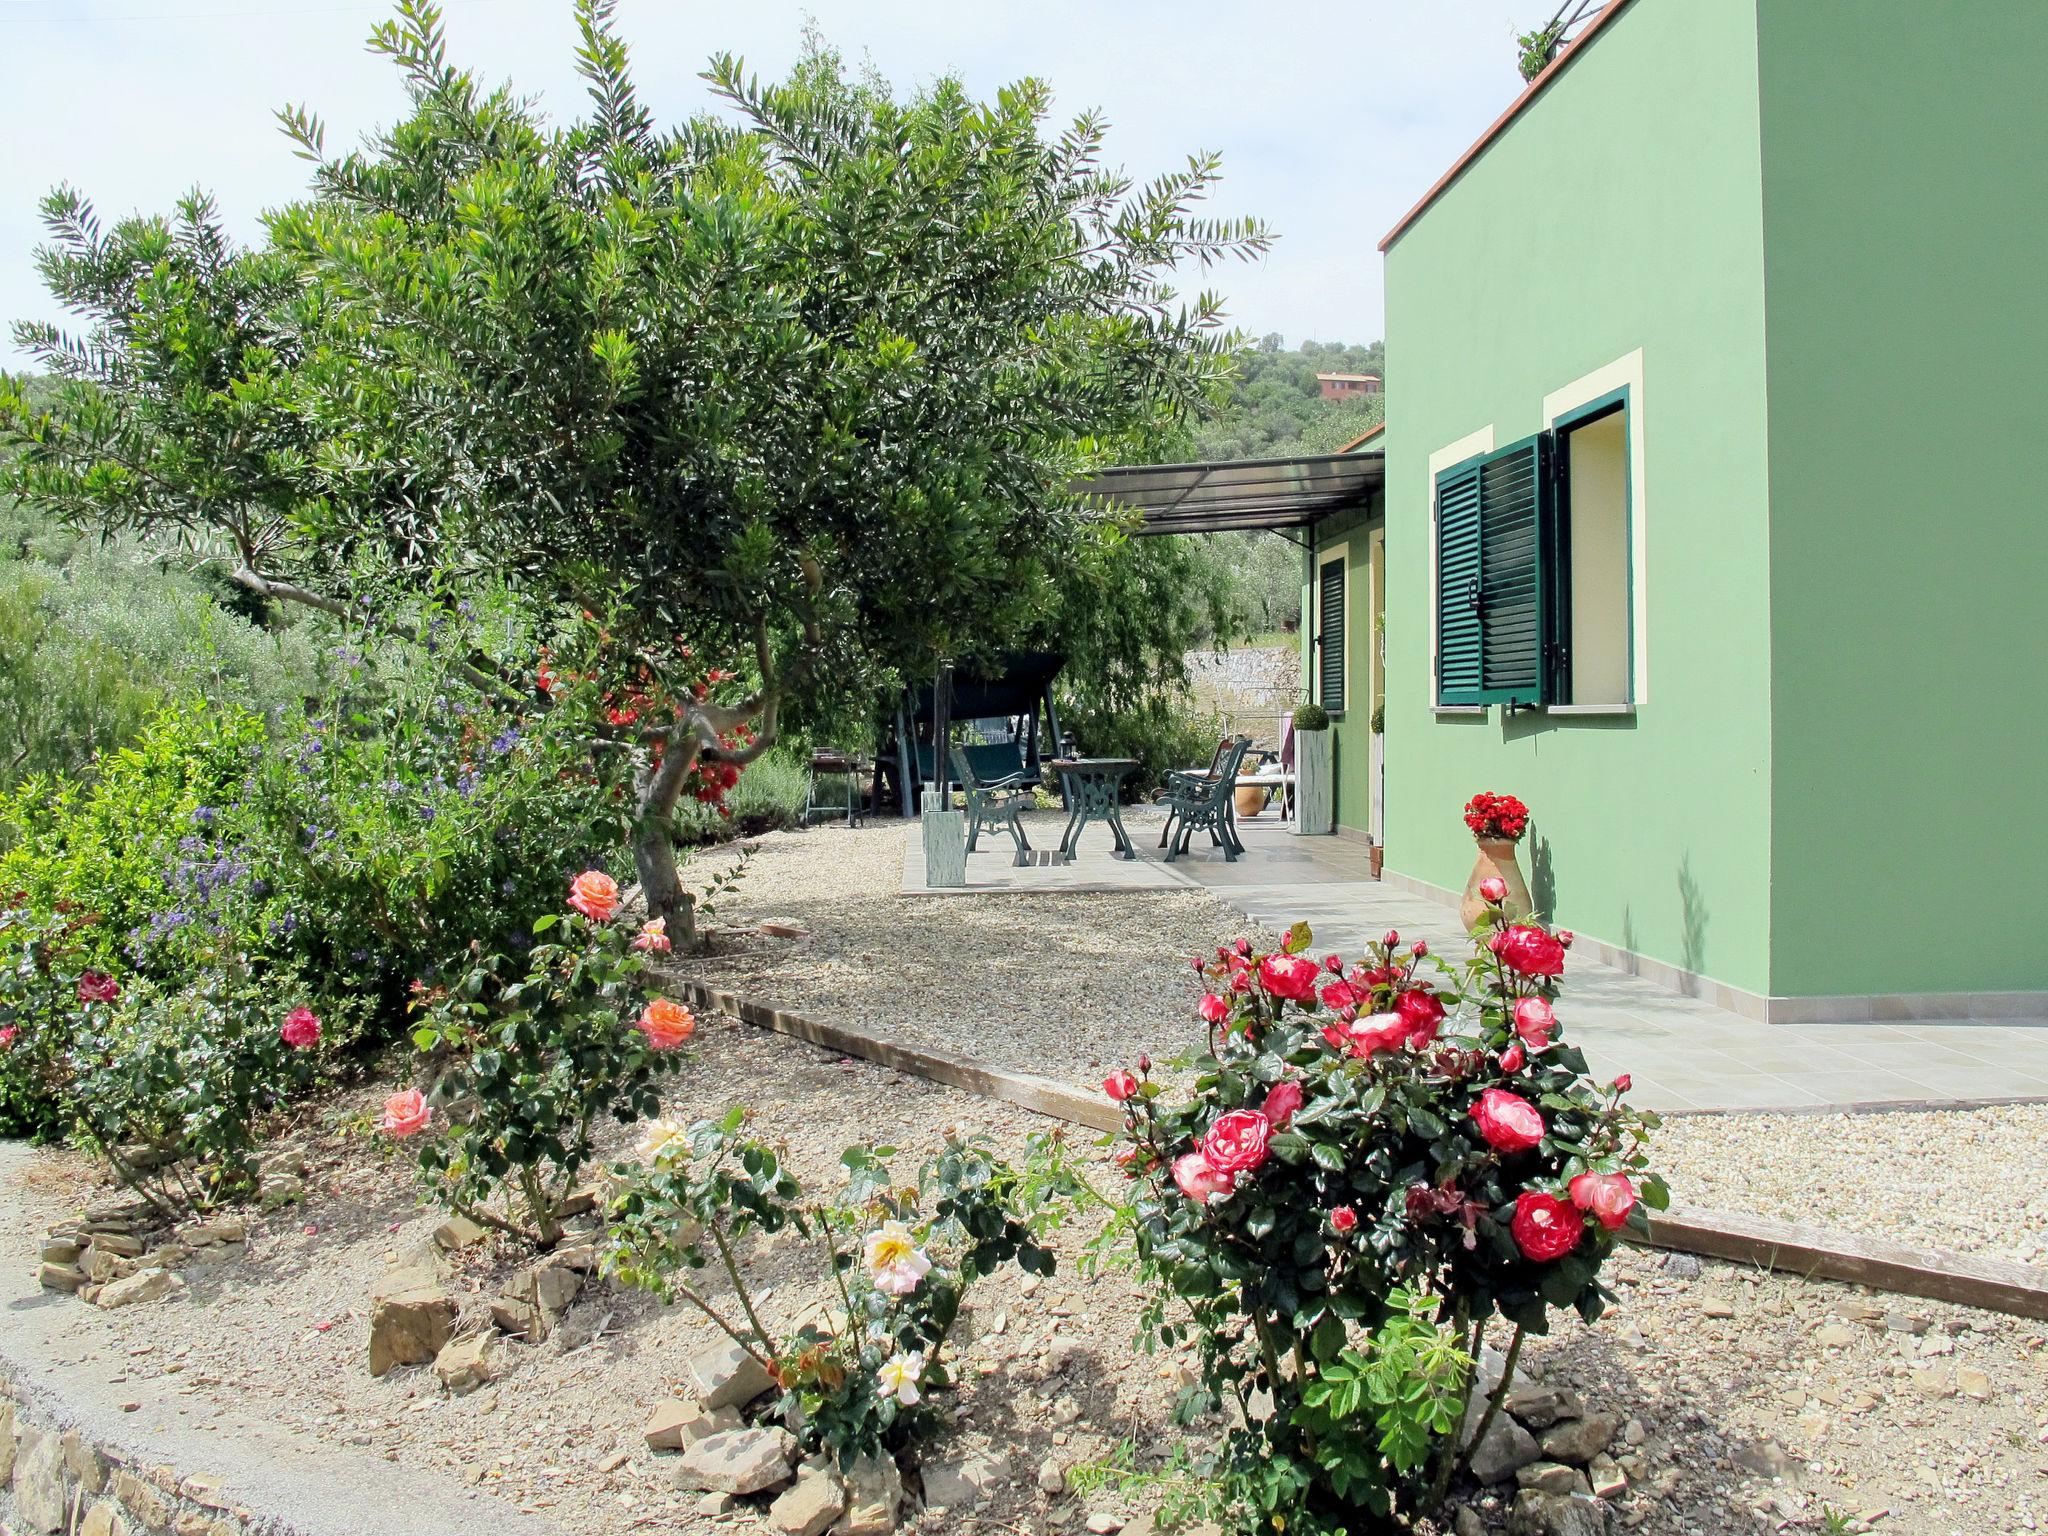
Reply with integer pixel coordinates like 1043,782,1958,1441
1,1,1270,941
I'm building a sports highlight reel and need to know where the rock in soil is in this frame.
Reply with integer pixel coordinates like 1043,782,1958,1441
921,1453,1008,1509
643,1398,740,1451
1507,1488,1609,1536
367,1283,457,1376
1464,1398,1542,1484
769,1464,847,1536
673,1426,797,1496
1538,1412,1617,1465
489,1258,582,1342
434,1332,502,1395
835,1452,904,1536
688,1339,775,1412
94,1267,182,1310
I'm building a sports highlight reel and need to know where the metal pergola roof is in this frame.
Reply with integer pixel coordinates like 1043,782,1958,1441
1074,449,1384,537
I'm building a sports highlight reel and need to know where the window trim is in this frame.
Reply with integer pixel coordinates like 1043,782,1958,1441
1313,540,1351,715
1549,385,1634,708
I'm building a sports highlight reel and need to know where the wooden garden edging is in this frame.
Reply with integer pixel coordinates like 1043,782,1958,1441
665,974,2048,1323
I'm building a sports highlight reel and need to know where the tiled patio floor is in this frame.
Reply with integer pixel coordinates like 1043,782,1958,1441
904,805,2048,1114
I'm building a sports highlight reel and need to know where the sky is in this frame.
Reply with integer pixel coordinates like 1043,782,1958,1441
0,0,1545,366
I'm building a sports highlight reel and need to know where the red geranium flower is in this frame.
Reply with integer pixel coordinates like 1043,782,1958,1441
1464,791,1531,842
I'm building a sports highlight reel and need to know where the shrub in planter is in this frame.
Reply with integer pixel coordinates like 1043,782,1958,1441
397,871,689,1247
1104,899,1663,1531
65,975,327,1217
604,1113,1081,1468
1291,700,1330,733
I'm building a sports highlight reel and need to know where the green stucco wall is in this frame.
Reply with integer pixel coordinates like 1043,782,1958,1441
1381,0,1778,995
1757,1,2048,996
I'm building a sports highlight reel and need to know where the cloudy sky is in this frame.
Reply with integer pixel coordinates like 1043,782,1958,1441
1,0,1544,364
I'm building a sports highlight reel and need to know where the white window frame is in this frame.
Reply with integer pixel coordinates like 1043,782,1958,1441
1543,348,1648,705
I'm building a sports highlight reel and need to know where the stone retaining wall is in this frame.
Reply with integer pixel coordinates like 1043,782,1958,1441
2,1379,249,1536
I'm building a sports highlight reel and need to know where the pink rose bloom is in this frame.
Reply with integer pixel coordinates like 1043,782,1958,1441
1394,988,1446,1048
1172,1150,1236,1205
1569,1171,1638,1231
1512,996,1555,1049
381,1088,432,1138
1470,1087,1545,1153
1345,1013,1409,1058
1499,926,1566,977
1229,970,1252,994
1201,1109,1272,1176
1478,875,1508,904
1103,1070,1139,1102
0,1025,16,1051
1257,953,1321,1004
76,970,120,1004
1499,1041,1526,1072
1197,993,1229,1024
631,918,671,954
1329,1205,1358,1234
1261,1079,1304,1128
567,870,620,922
280,1006,322,1049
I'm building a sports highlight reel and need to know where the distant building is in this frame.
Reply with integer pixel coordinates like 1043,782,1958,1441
1316,371,1382,400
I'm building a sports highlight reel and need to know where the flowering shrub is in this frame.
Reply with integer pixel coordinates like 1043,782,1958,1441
1461,790,1530,842
1107,902,1662,1530
399,872,690,1247
0,897,105,1138
606,1111,1079,1468
65,977,325,1216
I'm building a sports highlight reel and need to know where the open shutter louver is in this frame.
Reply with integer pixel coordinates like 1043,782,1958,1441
1435,462,1483,706
1434,434,1552,707
1317,557,1346,711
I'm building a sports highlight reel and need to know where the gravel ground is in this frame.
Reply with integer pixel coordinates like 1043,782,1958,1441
684,819,2048,1270
683,815,1273,1088
8,1022,2048,1536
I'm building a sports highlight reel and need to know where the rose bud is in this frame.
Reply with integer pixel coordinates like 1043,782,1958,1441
1382,930,1400,949
1612,1073,1632,1094
1191,955,1205,972
1557,930,1575,948
1411,940,1429,958
1478,875,1508,904
1500,1042,1526,1072
1137,1053,1152,1074
1234,938,1252,957
1324,953,1343,974
1329,1206,1359,1234
1103,1070,1139,1102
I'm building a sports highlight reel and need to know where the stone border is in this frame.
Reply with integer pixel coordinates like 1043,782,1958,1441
665,974,2048,1323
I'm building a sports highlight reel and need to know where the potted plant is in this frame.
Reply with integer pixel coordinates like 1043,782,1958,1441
1291,701,1332,836
1458,791,1533,928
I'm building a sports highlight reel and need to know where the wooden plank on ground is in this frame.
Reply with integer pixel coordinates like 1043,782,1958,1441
667,973,2048,1322
1639,1205,2048,1322
668,978,1122,1134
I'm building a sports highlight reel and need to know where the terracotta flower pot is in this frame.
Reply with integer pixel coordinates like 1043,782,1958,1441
1460,836,1532,930
1234,784,1270,819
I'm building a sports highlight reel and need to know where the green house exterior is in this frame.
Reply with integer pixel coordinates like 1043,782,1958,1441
1308,0,2048,1019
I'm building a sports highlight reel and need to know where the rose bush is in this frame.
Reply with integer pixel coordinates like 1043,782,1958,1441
1105,899,1663,1530
605,1110,1083,1469
398,873,691,1247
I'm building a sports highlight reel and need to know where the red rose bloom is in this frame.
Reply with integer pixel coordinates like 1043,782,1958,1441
1345,1014,1409,1059
1511,1191,1584,1262
1103,1070,1139,1102
1470,1087,1545,1153
1569,1171,1638,1231
1261,1079,1305,1127
1257,954,1321,1004
1197,993,1229,1024
76,971,119,1004
1329,1205,1358,1233
1319,979,1363,1013
1498,926,1566,977
1394,988,1446,1047
1200,1109,1273,1176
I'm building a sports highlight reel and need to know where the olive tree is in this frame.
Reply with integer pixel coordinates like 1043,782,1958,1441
2,1,1269,942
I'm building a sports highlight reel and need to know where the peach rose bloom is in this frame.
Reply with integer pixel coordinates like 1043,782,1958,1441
631,918,671,954
567,870,620,922
636,998,696,1050
381,1087,433,1138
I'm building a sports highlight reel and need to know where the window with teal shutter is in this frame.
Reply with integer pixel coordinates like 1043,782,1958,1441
1315,555,1346,711
1434,433,1553,707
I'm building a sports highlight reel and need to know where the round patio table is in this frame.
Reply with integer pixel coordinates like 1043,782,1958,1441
1049,757,1140,861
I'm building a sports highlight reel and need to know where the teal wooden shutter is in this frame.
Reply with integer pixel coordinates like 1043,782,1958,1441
1435,460,1484,706
1435,435,1552,708
1317,557,1346,711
